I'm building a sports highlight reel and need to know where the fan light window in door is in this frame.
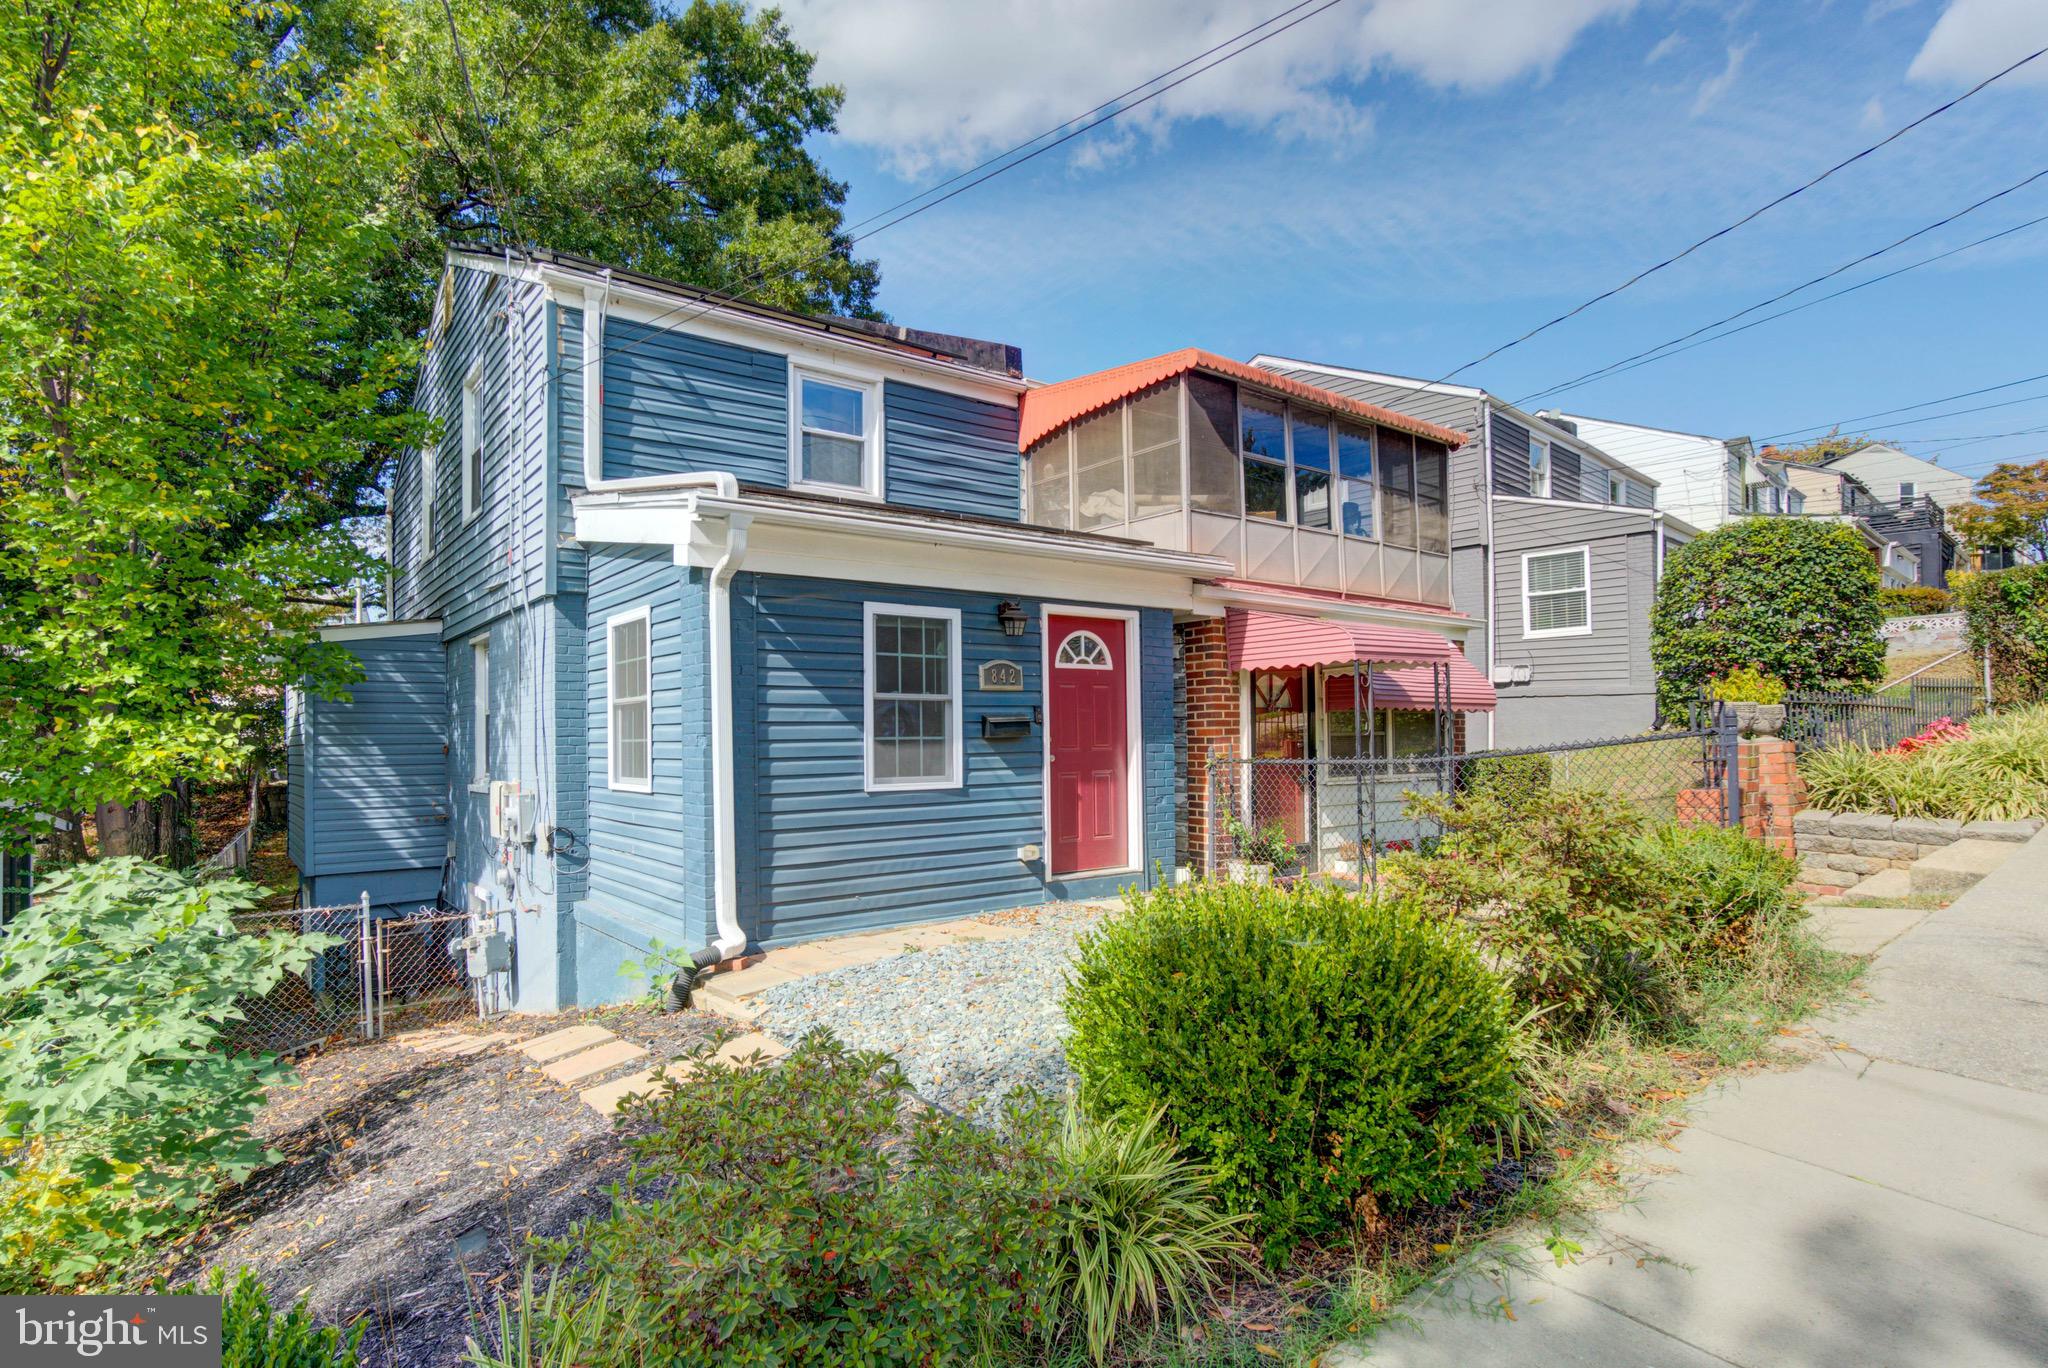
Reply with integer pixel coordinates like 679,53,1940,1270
1056,631,1113,670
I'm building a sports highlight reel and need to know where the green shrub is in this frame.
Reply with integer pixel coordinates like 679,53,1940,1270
0,860,329,1290
1456,753,1552,809
1042,1102,1251,1365
217,1267,364,1368
1638,824,1805,966
1063,883,1516,1260
1799,706,2048,820
1390,787,1674,1030
1707,666,1787,705
522,1033,1061,1365
1956,567,2048,705
1652,519,1884,719
1880,586,1954,619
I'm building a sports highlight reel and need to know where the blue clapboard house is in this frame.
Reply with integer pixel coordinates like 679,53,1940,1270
288,251,1222,1010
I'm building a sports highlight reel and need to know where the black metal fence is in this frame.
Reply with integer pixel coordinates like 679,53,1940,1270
1207,720,1737,883
1784,680,1989,754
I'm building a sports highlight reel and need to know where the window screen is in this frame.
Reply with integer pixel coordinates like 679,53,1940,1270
1414,438,1449,554
1186,375,1241,516
1241,400,1287,521
1380,429,1417,549
1129,384,1182,519
1337,422,1375,538
1028,435,1073,529
1291,414,1332,530
1073,410,1126,531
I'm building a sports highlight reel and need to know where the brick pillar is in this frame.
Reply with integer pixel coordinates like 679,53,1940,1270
1737,735,1806,856
1177,619,1238,876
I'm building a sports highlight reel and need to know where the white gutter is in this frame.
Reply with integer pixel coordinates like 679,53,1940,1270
1191,581,1482,635
705,512,751,958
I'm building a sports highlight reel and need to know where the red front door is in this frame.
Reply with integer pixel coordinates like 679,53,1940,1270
1047,614,1130,876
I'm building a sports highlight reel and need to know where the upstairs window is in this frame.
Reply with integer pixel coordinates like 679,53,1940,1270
1187,375,1241,516
1415,439,1449,554
1528,437,1551,498
1290,412,1332,530
1241,401,1288,521
607,608,652,792
1898,481,1916,502
1380,430,1417,549
420,449,438,558
1523,547,1592,638
791,370,880,498
1609,473,1626,504
864,605,961,791
461,360,484,524
1337,422,1375,537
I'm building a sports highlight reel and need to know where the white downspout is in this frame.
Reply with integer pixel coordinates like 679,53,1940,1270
1481,406,1498,750
706,514,751,958
578,279,737,499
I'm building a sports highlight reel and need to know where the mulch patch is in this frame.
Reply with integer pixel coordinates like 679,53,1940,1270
168,1005,721,1368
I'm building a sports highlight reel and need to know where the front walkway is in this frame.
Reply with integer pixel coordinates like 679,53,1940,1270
1345,828,2048,1367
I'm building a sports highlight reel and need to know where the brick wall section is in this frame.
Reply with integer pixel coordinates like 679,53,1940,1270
1738,736,1805,857
1178,619,1237,874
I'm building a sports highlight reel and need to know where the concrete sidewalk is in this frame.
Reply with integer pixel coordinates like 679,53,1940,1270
1347,829,2048,1367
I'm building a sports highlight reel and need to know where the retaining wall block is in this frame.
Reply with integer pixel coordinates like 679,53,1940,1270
1792,809,1836,833
1826,853,1889,875
1960,819,2044,842
1894,818,1964,844
1830,812,1896,837
1850,839,1915,861
1796,833,1852,855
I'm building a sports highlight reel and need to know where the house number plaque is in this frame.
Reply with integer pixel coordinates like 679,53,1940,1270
979,660,1024,691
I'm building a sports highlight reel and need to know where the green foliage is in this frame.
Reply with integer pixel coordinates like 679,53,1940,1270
0,861,329,1289
1063,883,1517,1261
0,2,429,826
1764,429,1869,465
1880,586,1954,619
521,1032,1061,1365
1707,666,1788,705
1651,519,1885,719
1951,459,2048,564
216,1267,365,1368
464,1264,612,1368
1799,705,2048,820
1222,810,1294,867
1955,566,2048,706
1041,1102,1251,1365
1637,824,1806,968
1455,753,1553,809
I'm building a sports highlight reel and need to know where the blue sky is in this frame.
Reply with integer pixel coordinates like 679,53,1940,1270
774,0,2048,482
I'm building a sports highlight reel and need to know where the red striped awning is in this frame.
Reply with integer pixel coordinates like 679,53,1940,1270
1322,652,1498,713
1224,608,1458,673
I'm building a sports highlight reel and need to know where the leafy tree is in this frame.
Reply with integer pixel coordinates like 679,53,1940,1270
0,1,430,858
1762,428,1870,466
1651,518,1885,717
1951,459,2048,563
1954,565,2048,706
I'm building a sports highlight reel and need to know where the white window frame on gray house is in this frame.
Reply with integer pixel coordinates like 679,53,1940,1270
1898,480,1916,502
1529,436,1551,498
420,448,438,558
1609,472,1626,504
862,602,962,793
469,636,491,791
1522,546,1592,639
461,359,484,524
789,363,884,500
606,606,653,793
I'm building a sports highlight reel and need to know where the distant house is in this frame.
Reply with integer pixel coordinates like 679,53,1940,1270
289,249,1229,1011
1769,459,1948,589
1555,414,1798,532
1814,442,1974,514
1251,360,1694,745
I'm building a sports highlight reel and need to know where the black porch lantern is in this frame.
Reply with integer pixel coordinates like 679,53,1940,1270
995,599,1028,637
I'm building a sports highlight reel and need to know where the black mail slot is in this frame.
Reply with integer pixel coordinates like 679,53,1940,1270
980,712,1035,741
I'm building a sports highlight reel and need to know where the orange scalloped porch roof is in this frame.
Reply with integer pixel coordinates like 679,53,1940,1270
1017,349,1471,452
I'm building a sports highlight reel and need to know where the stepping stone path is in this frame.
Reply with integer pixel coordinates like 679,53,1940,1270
396,1021,789,1114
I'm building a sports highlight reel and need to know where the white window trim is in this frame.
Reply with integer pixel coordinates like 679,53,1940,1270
789,363,884,501
1521,546,1593,640
1609,474,1626,504
862,601,963,793
461,359,484,524
606,605,654,794
1528,436,1551,498
469,636,491,792
420,449,438,559
1040,606,1145,879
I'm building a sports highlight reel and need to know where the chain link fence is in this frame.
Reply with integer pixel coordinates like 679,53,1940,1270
1208,723,1735,884
223,898,477,1056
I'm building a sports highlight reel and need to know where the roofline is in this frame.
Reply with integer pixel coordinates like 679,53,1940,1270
318,619,443,641
1193,580,1482,635
1249,354,1486,401
1561,410,1748,447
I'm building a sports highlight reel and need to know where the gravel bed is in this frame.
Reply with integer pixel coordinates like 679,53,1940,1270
750,902,1110,1117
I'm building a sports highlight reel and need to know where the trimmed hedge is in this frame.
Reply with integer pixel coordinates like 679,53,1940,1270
1955,566,2048,705
1880,586,1954,619
1651,519,1884,719
1063,883,1517,1260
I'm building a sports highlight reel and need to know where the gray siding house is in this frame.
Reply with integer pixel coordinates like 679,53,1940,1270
1251,359,1691,745
287,249,1218,1013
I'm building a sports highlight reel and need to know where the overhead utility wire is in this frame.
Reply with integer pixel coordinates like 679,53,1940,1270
1509,213,2048,403
568,0,1353,377
1514,165,2048,405
1427,44,2048,386
438,0,530,253
1762,369,2048,441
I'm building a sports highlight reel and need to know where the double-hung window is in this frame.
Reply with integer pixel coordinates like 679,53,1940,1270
1523,547,1592,638
791,368,880,498
461,360,484,523
1528,437,1551,497
607,608,652,791
1898,481,1916,502
470,638,491,790
1609,473,1626,504
420,449,438,557
864,604,961,791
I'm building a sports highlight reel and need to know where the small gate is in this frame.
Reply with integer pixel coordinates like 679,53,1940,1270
225,896,480,1055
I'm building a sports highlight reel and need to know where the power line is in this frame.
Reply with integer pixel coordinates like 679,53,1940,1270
1512,213,2048,402
1428,44,2047,386
568,0,1353,379
437,0,529,252
1516,164,2048,405
1762,369,2048,441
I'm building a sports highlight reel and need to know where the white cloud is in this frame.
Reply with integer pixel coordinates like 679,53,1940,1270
1907,0,2048,85
1860,93,1886,126
778,0,1639,176
1691,38,1755,113
1645,31,1685,63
